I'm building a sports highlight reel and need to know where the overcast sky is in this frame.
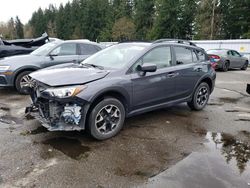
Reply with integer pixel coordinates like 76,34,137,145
0,0,72,24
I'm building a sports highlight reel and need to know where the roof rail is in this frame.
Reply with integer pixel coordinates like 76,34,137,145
153,39,197,46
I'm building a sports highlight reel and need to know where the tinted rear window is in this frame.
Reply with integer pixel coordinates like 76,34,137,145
79,44,100,55
174,47,193,65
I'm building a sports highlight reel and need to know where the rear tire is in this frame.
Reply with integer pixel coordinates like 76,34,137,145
187,82,210,111
15,71,33,94
87,97,125,140
222,61,229,72
241,61,248,70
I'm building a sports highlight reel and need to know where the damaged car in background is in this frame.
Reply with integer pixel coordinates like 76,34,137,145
0,39,102,94
0,33,51,58
25,39,216,140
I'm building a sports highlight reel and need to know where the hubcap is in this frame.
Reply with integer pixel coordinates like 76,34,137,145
20,75,34,89
196,86,209,107
95,105,121,135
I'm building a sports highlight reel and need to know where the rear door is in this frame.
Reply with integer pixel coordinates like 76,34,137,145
130,45,177,109
173,46,208,99
43,43,79,67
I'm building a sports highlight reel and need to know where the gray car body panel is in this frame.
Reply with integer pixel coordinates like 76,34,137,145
28,42,216,131
0,40,102,87
207,49,248,69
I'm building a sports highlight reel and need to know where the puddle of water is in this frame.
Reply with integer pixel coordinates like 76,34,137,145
219,97,240,103
146,132,250,188
42,137,90,160
205,132,250,174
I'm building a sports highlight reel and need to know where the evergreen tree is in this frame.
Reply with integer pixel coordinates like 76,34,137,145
15,16,24,38
134,0,155,40
221,0,250,39
195,0,221,39
178,0,197,39
29,8,47,37
150,0,180,39
7,17,16,39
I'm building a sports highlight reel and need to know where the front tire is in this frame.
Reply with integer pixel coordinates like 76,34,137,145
87,97,125,140
15,71,33,94
222,61,229,72
241,61,248,70
187,82,210,111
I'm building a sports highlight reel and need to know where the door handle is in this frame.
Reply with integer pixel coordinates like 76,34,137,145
167,72,179,78
194,67,203,72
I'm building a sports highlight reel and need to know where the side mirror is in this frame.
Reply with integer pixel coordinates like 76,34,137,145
49,54,57,60
137,63,157,75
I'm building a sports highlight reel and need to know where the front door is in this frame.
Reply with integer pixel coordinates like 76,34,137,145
42,43,79,68
130,46,176,110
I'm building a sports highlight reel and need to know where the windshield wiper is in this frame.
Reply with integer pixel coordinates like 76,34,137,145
83,63,104,70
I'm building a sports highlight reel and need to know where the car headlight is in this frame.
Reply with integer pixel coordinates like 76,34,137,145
44,85,87,98
0,65,10,71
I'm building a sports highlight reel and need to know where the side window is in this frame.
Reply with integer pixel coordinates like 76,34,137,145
174,47,193,65
228,51,233,56
130,46,172,72
195,50,206,61
142,46,172,69
232,51,241,57
50,43,77,56
80,44,99,55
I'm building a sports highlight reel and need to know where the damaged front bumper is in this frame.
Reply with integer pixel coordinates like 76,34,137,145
25,85,90,131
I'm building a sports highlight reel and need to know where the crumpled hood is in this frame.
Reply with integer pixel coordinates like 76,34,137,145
30,63,110,87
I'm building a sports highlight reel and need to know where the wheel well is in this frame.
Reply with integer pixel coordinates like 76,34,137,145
85,91,128,124
14,68,37,85
200,77,213,92
89,91,128,113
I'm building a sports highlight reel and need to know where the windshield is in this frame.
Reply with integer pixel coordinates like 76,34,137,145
81,43,149,69
31,42,60,56
207,49,227,56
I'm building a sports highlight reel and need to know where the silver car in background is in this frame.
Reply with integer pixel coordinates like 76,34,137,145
207,49,249,72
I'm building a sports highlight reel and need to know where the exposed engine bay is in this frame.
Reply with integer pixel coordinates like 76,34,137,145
25,82,88,131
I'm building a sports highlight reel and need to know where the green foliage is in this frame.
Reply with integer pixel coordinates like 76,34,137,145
134,0,155,40
25,0,250,41
112,17,135,41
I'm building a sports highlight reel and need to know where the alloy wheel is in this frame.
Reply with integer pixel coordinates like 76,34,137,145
196,86,209,107
20,75,34,89
95,104,121,135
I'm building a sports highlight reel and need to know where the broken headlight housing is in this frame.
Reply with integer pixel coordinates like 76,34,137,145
44,85,87,98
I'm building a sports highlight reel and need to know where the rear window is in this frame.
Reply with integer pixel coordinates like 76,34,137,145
79,44,100,55
174,47,193,65
195,50,206,61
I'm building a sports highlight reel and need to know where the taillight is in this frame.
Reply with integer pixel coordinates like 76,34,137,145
209,55,221,62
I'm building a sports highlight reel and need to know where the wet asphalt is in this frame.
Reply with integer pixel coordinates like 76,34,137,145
0,69,249,188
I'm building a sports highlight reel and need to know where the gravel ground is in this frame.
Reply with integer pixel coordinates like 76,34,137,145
0,69,249,188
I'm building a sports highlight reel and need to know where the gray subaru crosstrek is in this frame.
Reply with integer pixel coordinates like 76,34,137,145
26,39,216,140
